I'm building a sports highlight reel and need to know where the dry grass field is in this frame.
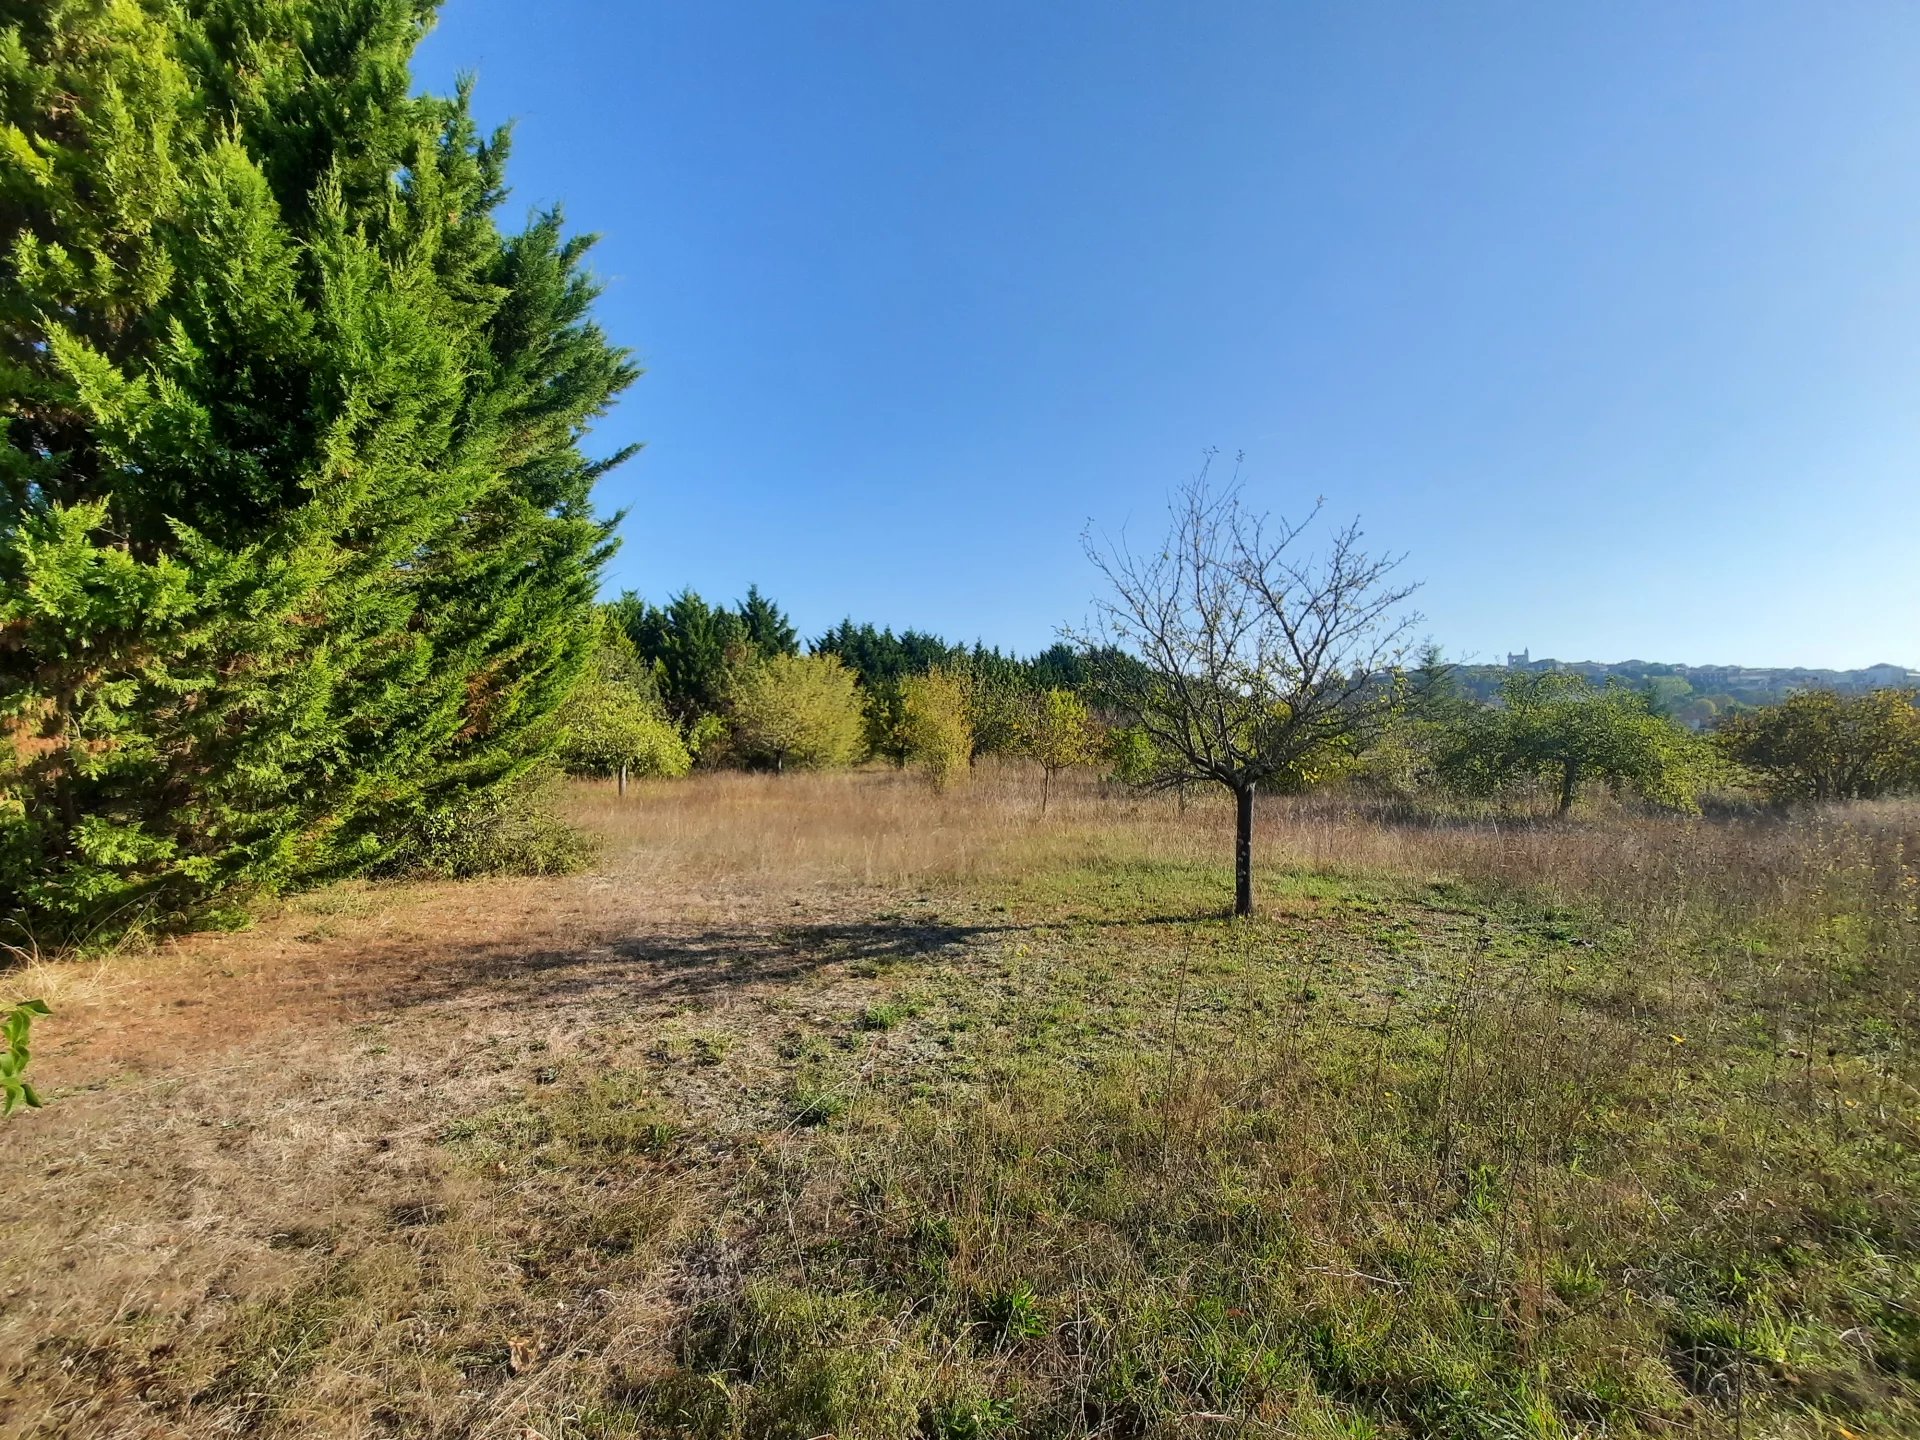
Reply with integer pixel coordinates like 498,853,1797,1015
1,769,1916,1439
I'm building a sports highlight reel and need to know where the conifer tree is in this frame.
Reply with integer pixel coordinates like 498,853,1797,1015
0,1,635,941
736,584,798,657
615,590,745,725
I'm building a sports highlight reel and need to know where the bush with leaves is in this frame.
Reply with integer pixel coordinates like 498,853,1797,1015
2,999,49,1116
1104,726,1164,787
899,669,974,789
727,655,866,773
557,618,691,781
1444,673,1712,815
381,775,593,880
1715,688,1920,803
858,683,913,768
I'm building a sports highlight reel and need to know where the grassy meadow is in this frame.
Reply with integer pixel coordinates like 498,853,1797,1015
2,769,1917,1439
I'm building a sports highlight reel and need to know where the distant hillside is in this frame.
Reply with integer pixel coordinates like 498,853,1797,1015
1458,653,1918,728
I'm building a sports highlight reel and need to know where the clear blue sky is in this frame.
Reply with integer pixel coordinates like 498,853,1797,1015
415,1,1920,670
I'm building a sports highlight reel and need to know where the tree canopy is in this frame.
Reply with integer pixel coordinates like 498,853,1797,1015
737,584,799,658
1020,688,1102,812
1717,689,1920,803
1443,673,1711,815
556,620,690,780
0,0,633,941
813,620,967,688
1078,459,1419,915
727,653,866,773
898,668,973,789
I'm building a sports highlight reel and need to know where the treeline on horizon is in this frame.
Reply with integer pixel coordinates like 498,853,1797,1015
554,585,1119,793
566,580,1920,814
1443,660,1913,730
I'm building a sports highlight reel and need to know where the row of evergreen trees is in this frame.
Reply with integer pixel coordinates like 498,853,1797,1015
1,1,634,944
557,586,1109,781
578,586,1919,820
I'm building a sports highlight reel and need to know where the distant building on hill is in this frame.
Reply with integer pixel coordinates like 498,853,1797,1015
1861,662,1917,686
1505,649,1529,668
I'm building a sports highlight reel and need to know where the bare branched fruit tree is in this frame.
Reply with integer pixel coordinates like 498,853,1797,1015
1077,454,1421,917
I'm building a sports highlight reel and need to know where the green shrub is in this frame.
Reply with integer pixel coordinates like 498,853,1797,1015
381,775,593,880
727,653,867,773
1,1000,49,1116
899,668,973,789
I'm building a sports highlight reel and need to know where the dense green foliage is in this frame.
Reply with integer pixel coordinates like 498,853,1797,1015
735,583,798,658
612,590,749,726
1441,672,1714,815
726,652,865,772
812,618,968,687
0,0,633,943
379,772,593,880
556,619,689,780
898,667,972,788
0,998,47,1115
1717,687,1920,802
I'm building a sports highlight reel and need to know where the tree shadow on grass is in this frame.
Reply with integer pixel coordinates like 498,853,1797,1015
348,916,1013,1018
346,910,1215,1021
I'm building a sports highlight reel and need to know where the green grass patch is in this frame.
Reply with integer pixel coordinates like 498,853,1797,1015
609,846,1920,1438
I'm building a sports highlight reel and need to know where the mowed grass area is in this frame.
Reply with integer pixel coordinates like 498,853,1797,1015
2,772,1917,1439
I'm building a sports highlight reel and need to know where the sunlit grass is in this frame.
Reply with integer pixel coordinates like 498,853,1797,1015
2,770,1915,1438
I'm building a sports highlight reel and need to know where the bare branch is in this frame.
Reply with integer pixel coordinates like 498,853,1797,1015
1073,455,1423,795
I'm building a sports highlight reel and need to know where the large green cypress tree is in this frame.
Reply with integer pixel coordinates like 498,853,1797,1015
0,0,637,942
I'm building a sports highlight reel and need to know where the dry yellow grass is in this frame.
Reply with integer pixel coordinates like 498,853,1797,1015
568,764,1221,891
0,768,1914,1438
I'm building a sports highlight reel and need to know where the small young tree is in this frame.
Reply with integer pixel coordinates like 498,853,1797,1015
1078,457,1419,916
1021,689,1101,813
956,658,1028,764
899,668,973,789
1716,688,1920,802
2,1000,50,1116
728,654,865,773
557,621,691,790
